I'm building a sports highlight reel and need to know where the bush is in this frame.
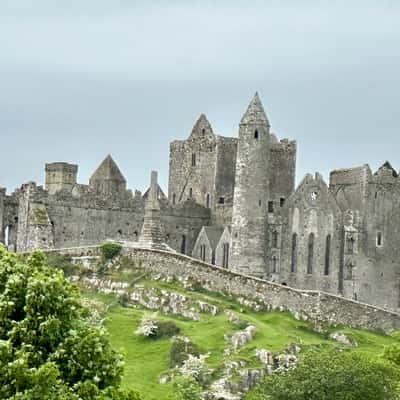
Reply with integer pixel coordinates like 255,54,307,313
169,336,200,368
100,242,122,260
135,314,180,339
154,320,181,339
384,343,400,367
248,349,400,400
170,375,203,400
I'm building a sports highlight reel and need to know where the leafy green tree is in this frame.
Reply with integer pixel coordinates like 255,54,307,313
0,245,141,400
247,349,400,400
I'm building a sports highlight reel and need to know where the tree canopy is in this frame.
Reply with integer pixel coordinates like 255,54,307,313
248,348,400,400
0,245,141,400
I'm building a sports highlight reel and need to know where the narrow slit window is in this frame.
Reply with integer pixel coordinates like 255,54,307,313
191,153,196,167
268,201,274,213
254,129,259,139
377,231,383,247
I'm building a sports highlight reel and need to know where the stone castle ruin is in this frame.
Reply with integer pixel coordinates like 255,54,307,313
1,93,399,313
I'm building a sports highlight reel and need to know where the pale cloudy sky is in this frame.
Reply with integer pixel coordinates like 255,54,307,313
0,0,399,193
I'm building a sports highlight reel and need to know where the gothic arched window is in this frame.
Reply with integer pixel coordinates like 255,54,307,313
181,235,186,254
272,231,279,248
222,243,229,268
324,234,331,276
307,233,314,274
272,256,278,273
347,236,355,253
291,233,297,273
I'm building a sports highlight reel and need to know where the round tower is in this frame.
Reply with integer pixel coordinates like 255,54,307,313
230,93,271,276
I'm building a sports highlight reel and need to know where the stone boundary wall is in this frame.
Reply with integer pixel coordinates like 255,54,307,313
45,245,400,333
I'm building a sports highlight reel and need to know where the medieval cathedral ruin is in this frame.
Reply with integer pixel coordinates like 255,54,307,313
1,93,399,313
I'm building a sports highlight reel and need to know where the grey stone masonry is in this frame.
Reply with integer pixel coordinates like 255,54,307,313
2,92,400,315
231,93,271,277
138,171,169,250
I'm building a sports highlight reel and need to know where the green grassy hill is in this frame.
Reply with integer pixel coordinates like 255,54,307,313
80,278,400,400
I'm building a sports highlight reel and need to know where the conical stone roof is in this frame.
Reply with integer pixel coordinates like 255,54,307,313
89,155,126,183
189,114,215,140
240,92,270,127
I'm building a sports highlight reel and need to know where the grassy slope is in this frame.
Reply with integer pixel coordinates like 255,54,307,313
82,282,400,400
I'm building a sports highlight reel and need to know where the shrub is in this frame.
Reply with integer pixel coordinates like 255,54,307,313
180,354,212,386
384,343,400,366
135,314,180,339
170,375,203,400
169,336,200,368
100,242,122,260
154,320,181,339
248,349,400,400
136,314,158,337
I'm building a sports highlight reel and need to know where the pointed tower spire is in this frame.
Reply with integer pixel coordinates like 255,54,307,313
189,113,215,140
89,155,127,195
240,92,270,127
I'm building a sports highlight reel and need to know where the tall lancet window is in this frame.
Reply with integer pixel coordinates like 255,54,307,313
291,233,297,273
307,233,314,274
324,234,331,276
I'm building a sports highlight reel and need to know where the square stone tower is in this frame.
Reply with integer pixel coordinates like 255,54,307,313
45,162,78,195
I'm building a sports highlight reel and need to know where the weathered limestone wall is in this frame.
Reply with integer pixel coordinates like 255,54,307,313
279,174,343,294
268,137,296,207
356,164,400,311
168,115,218,208
329,165,371,212
50,245,400,333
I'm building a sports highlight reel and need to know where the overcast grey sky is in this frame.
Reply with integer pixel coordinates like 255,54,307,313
1,0,399,193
